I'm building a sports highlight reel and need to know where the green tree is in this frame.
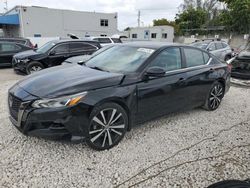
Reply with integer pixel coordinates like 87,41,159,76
175,7,207,34
219,0,250,33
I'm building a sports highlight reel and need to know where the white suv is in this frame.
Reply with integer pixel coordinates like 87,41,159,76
191,39,233,61
90,37,122,46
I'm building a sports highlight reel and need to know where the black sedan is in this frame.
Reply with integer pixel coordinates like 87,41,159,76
0,41,32,67
12,40,101,74
8,43,231,150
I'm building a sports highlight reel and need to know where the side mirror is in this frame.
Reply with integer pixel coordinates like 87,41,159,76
145,67,165,77
77,60,85,65
49,51,56,56
207,48,212,52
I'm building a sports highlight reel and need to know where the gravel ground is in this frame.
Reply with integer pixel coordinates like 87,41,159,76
0,68,250,188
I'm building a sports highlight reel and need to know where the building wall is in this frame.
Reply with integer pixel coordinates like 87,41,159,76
17,6,118,38
127,26,174,42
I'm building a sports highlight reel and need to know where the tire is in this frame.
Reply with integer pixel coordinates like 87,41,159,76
86,103,128,150
203,81,225,111
26,61,44,75
207,180,250,188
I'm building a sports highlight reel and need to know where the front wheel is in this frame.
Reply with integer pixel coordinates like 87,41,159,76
203,81,225,111
26,61,44,75
86,103,128,150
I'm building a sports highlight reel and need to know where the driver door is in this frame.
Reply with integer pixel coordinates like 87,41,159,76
136,47,189,123
47,43,70,67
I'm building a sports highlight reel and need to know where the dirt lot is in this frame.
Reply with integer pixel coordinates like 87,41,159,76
0,68,249,188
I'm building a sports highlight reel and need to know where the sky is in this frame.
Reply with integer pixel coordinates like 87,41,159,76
0,0,182,30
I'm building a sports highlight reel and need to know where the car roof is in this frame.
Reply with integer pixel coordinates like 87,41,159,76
0,37,29,41
119,41,181,49
51,39,100,44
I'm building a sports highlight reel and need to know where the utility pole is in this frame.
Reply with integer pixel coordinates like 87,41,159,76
4,0,8,12
137,10,141,27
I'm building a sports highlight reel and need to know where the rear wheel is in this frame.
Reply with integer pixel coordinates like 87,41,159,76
26,61,44,74
86,103,128,150
203,81,224,111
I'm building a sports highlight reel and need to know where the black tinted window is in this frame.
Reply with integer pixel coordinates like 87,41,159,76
149,48,182,72
70,42,96,52
53,44,69,54
95,38,111,44
208,43,216,51
203,52,210,63
111,38,122,43
0,43,20,52
215,42,223,49
184,48,205,67
222,43,228,48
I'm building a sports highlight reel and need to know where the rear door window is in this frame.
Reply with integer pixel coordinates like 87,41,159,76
69,42,97,52
53,43,69,54
184,48,205,67
203,52,210,63
215,42,223,50
95,38,112,44
208,43,216,51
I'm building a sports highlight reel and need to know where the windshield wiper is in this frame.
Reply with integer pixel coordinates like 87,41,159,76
89,66,109,72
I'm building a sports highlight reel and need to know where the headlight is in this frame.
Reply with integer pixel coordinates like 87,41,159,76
20,59,30,63
32,92,87,108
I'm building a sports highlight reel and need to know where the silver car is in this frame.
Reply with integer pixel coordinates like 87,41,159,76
191,40,232,61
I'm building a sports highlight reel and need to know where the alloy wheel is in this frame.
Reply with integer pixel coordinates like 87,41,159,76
29,66,42,74
88,108,126,149
209,84,224,110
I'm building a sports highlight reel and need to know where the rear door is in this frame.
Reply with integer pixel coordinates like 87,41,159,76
182,47,215,106
0,43,21,66
136,47,189,123
47,43,70,67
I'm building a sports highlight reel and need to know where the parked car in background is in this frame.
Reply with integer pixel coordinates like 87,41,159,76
191,39,232,61
63,45,115,65
227,50,250,79
0,37,34,48
0,41,32,67
13,40,101,74
89,37,122,46
8,42,231,150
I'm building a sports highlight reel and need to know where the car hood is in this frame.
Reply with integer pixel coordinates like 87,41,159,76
14,50,46,60
17,65,124,98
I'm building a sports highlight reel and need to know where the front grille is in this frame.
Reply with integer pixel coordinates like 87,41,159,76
9,94,22,121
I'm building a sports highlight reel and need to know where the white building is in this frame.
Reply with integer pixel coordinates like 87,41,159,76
0,6,118,38
123,26,174,42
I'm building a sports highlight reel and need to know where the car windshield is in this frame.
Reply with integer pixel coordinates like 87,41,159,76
36,41,56,53
85,45,155,73
191,42,209,49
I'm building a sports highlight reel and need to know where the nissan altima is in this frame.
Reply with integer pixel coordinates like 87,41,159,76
8,42,231,150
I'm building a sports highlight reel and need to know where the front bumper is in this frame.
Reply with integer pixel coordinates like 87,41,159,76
8,87,91,142
12,58,28,73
